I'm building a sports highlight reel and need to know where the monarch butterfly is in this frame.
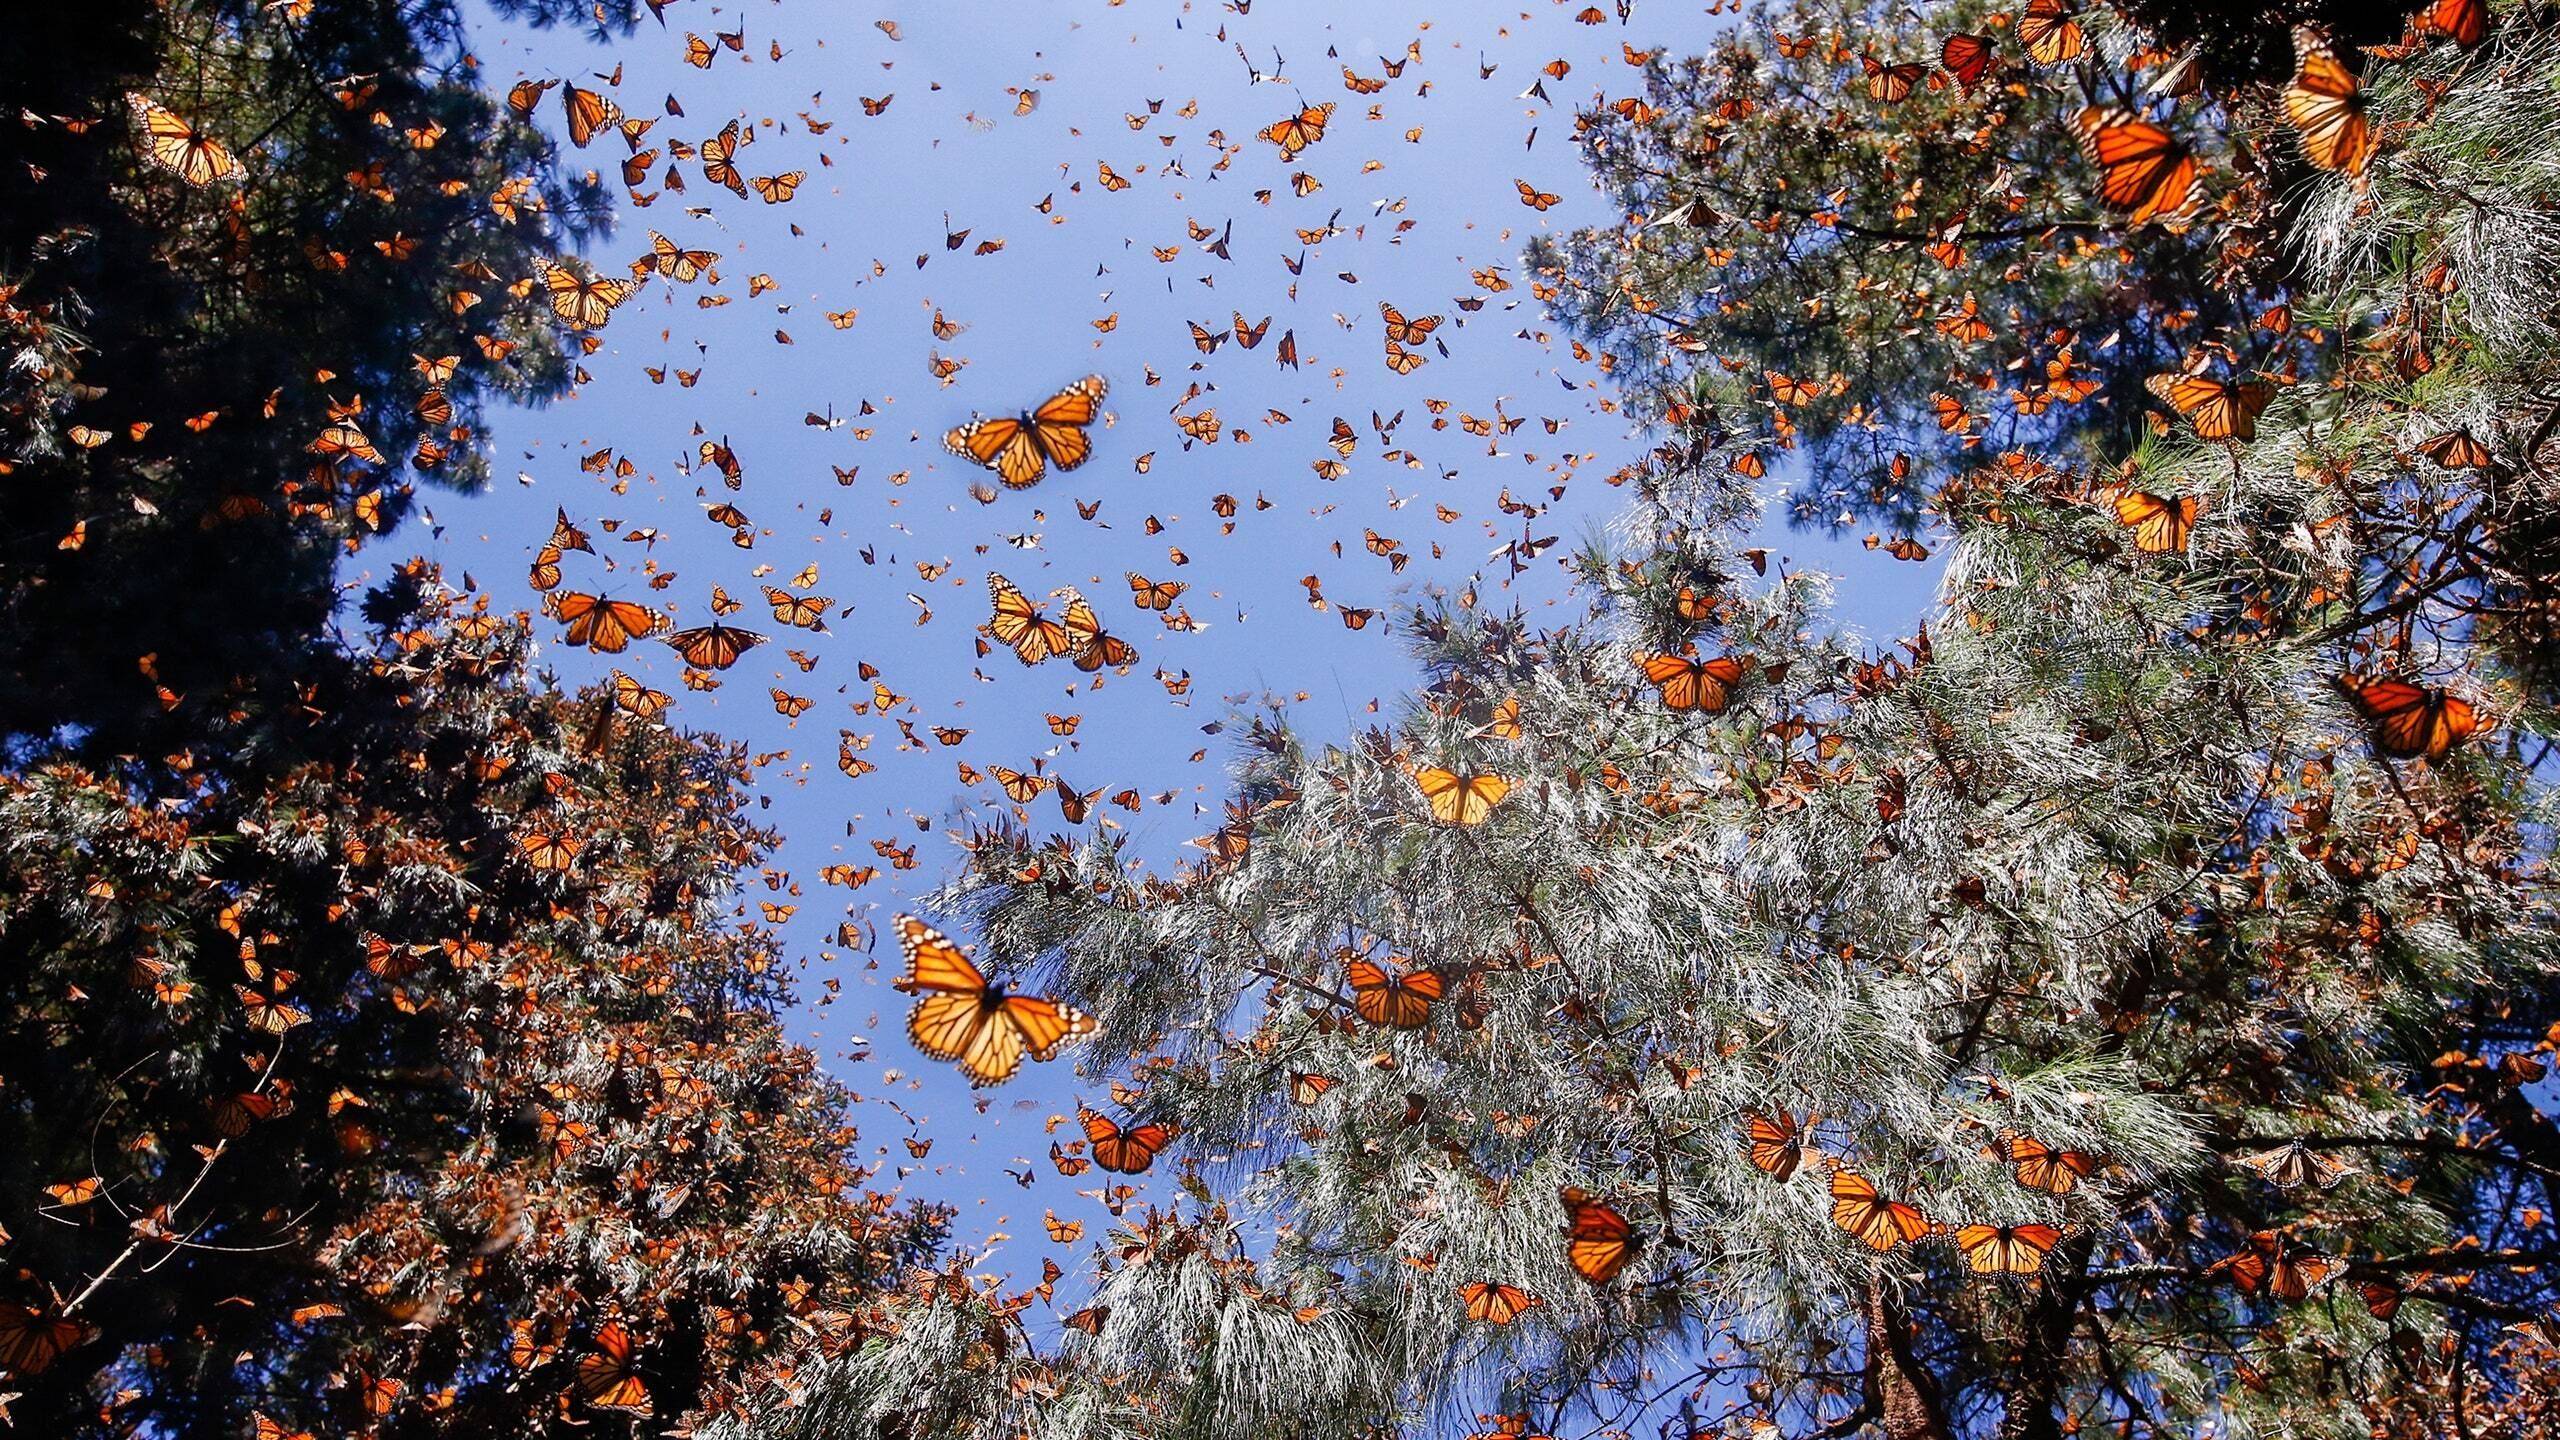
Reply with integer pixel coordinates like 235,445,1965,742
2108,488,2200,554
2284,29,2374,175
1348,958,1443,1028
253,1415,317,1440
614,671,671,718
649,230,720,282
1743,1109,1808,1182
125,93,244,184
986,573,1073,665
0,1302,94,1376
554,592,658,653
1380,302,1444,348
538,260,640,332
2146,371,2274,442
750,171,804,203
1128,572,1186,610
235,983,311,1035
701,120,749,197
1233,311,1272,348
2235,1139,2349,1190
762,586,832,629
2216,1232,2343,1302
1516,179,1562,210
664,621,765,671
1940,33,1996,88
516,828,582,872
1413,764,1512,826
2419,0,2486,46
1061,593,1140,671
1290,1071,1337,1105
1462,1281,1542,1324
1953,1222,2064,1275
2015,0,2084,64
561,85,622,148
1765,370,1823,407
895,915,1097,1087
2073,108,2202,227
574,1321,651,1413
1384,343,1428,375
1559,1187,1640,1283
308,422,385,464
945,376,1108,489
1081,1107,1174,1173
990,765,1049,804
1827,1168,1934,1251
1258,102,1335,158
2339,674,2481,761
1639,652,1747,714
2000,1132,2099,1194
507,77,559,116
2419,427,2492,470
1861,56,1924,103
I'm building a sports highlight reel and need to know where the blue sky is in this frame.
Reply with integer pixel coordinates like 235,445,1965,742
396,0,1941,1287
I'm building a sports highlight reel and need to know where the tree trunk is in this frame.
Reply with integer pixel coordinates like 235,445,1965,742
1863,1268,1952,1440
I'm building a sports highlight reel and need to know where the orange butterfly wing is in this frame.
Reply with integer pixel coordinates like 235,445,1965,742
575,1323,651,1413
1560,1187,1638,1283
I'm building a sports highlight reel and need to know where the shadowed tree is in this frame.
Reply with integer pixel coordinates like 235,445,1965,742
0,563,945,1437
0,0,630,745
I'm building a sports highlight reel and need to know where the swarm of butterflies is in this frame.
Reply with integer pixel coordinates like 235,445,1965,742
106,0,2496,1325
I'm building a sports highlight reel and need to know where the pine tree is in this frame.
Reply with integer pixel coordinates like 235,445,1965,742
0,0,623,742
0,563,945,1437
748,5,2560,1439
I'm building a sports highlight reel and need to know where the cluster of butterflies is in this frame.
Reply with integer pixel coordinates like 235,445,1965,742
1547,1118,2101,1294
2058,0,2486,231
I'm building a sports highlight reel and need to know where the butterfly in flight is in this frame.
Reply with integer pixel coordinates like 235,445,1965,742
2000,1131,2099,1194
539,260,642,331
2016,0,2085,65
1080,1106,1174,1174
1742,1109,1809,1182
2146,371,2274,442
2074,107,2202,227
1258,102,1335,158
2214,1231,2344,1302
944,376,1108,489
894,915,1097,1087
985,573,1073,665
2283,27,2374,174
1061,592,1141,671
125,92,244,184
